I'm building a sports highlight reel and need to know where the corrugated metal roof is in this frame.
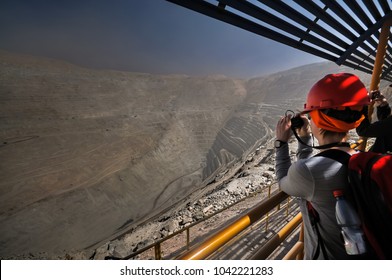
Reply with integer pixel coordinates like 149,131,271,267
167,0,392,81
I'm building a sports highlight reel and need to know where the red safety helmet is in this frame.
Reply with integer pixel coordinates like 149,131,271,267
303,73,370,112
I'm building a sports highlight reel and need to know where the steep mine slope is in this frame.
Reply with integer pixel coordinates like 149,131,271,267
1,50,387,258
0,50,248,256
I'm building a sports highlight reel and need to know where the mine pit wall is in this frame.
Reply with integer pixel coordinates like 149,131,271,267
1,50,252,257
202,114,269,182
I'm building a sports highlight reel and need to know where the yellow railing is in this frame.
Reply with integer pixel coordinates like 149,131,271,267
112,186,302,260
250,212,302,259
179,191,289,260
283,223,304,260
110,183,279,260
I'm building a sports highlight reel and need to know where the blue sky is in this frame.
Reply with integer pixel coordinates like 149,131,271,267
0,0,325,78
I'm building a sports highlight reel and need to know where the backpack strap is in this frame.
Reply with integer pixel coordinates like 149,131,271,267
306,149,351,259
315,149,351,165
307,201,329,259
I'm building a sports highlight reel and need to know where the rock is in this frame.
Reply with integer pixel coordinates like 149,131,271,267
112,243,130,259
180,216,193,225
193,211,204,221
91,241,112,260
162,219,179,234
226,181,240,194
202,205,214,215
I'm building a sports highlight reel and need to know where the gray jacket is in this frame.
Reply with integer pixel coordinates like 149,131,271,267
275,136,350,259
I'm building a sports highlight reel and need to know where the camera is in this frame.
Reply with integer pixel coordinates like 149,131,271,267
291,115,304,129
286,110,304,129
371,90,381,100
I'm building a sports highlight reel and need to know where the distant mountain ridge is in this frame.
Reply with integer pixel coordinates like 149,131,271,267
0,49,388,257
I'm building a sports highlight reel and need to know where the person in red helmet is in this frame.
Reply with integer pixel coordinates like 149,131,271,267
274,73,370,259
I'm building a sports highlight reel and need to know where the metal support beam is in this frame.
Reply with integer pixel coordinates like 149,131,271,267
337,13,392,65
155,243,162,260
370,20,392,91
358,19,391,151
167,0,392,82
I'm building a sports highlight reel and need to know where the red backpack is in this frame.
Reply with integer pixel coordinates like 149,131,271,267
309,150,392,259
348,151,392,259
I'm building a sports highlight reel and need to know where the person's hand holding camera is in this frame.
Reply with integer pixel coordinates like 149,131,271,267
371,90,388,107
296,114,311,138
276,115,292,143
290,112,311,138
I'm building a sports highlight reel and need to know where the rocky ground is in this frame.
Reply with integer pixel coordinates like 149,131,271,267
87,136,294,260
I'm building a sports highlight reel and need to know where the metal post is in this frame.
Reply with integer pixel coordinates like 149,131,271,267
358,20,391,151
155,243,162,260
286,197,290,216
296,223,305,260
265,212,270,231
186,228,190,250
370,20,391,91
265,185,272,231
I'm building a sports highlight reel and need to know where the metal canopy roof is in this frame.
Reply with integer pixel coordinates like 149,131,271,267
167,0,392,82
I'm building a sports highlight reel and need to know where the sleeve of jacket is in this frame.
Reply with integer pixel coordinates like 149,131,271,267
356,116,392,137
275,142,291,182
275,136,313,181
356,105,391,137
279,159,315,199
356,108,372,137
276,136,314,199
376,104,391,120
297,136,313,160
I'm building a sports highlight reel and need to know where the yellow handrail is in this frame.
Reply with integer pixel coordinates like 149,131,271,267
179,191,289,260
283,241,304,260
250,213,302,259
283,222,304,260
118,188,300,260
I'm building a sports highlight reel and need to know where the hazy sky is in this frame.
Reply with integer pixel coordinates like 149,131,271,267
0,0,326,78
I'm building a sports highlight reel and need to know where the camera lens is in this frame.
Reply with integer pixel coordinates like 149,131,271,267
291,115,304,129
285,110,304,129
371,90,380,99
